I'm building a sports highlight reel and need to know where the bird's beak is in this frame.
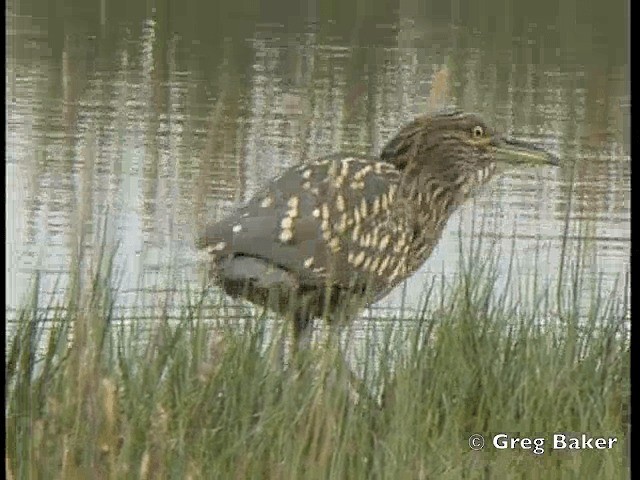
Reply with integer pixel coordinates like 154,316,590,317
491,136,559,166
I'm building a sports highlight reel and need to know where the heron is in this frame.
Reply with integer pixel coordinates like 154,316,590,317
197,111,558,352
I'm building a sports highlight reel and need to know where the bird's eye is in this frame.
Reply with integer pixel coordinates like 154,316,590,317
472,125,484,138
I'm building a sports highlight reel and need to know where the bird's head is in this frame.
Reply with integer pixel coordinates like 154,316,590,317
380,111,558,191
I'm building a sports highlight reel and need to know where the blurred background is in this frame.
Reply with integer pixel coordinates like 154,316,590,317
6,0,629,326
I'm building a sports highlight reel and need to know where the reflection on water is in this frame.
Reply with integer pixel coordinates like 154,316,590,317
6,1,629,325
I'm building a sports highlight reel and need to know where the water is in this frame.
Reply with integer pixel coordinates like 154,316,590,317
6,0,629,327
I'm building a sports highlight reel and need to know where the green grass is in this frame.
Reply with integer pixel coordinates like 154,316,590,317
5,243,629,479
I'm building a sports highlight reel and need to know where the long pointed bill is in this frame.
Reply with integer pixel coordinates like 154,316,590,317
491,137,559,166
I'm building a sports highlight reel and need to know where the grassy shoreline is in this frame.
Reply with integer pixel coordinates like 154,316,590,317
5,243,629,479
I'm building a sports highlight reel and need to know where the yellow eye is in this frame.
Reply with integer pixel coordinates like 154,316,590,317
472,125,484,138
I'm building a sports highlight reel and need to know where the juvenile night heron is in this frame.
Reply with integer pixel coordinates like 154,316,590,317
197,111,557,347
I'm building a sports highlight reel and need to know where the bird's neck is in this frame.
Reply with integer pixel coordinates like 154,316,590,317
395,171,464,267
403,170,464,222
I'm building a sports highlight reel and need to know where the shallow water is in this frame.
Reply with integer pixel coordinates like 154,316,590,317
6,1,629,327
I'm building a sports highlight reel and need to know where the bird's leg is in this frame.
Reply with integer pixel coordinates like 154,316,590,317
292,316,313,355
290,309,315,375
265,288,295,372
327,314,376,407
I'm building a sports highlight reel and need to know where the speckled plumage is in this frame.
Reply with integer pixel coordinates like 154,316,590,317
197,111,557,342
